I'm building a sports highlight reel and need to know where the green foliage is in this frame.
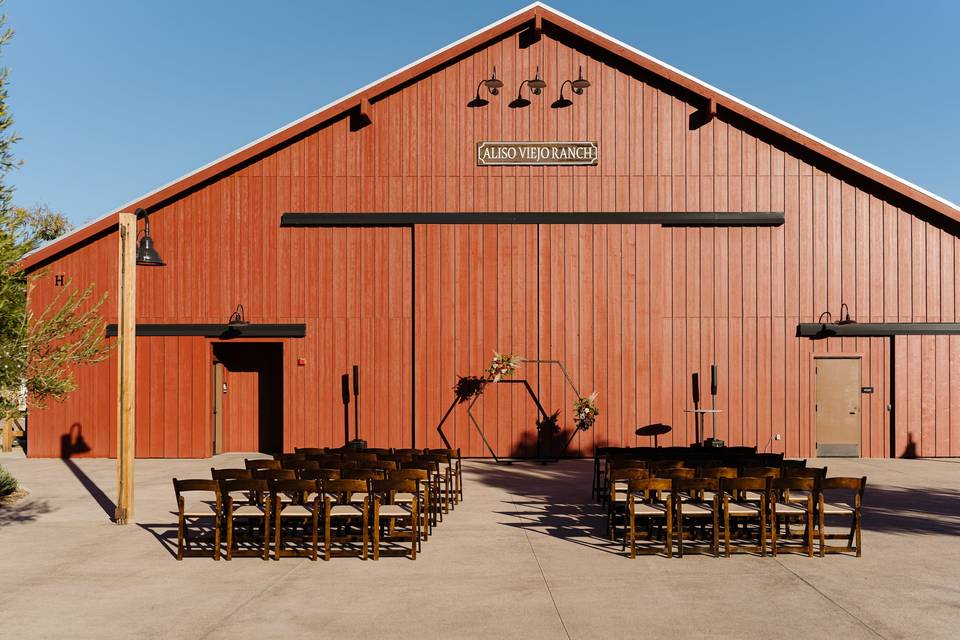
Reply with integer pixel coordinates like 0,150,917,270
0,463,16,497
0,7,111,420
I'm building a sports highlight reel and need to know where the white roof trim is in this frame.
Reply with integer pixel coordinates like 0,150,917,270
25,1,960,260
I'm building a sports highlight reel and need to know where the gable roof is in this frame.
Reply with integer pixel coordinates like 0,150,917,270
22,1,960,270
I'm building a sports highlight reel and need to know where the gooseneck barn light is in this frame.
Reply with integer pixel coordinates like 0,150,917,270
837,302,856,325
510,66,547,108
554,66,591,108
134,208,165,266
469,66,504,107
227,304,249,329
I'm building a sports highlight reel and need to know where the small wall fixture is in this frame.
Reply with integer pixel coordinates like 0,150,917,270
134,208,165,266
227,304,249,329
510,66,546,108
553,65,590,108
468,66,504,107
837,302,856,325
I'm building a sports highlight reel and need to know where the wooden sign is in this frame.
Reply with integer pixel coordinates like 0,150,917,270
477,141,599,166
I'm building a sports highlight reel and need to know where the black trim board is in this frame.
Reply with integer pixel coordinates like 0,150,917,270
797,322,960,338
105,323,306,338
280,211,784,227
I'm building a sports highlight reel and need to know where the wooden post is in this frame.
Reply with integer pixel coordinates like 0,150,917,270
115,212,137,524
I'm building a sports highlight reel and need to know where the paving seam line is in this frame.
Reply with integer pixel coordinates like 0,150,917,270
774,558,887,639
508,491,573,640
197,559,306,640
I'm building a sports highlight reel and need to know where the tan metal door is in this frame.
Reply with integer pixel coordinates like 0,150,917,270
815,357,861,457
212,361,224,455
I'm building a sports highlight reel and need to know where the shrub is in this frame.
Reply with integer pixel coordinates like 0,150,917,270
0,464,17,498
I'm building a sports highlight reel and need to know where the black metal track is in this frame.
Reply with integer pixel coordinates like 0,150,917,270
797,322,960,338
280,211,784,227
105,323,306,338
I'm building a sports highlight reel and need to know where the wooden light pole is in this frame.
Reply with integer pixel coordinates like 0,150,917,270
115,212,136,524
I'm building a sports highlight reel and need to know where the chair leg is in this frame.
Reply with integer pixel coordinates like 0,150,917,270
854,508,862,557
770,509,778,557
372,504,380,561
805,509,813,558
176,514,185,561
214,516,221,561
262,513,271,561
712,510,719,558
724,504,731,558
665,502,683,558
361,507,369,561
273,508,282,561
818,502,826,558
324,512,332,561
226,516,234,561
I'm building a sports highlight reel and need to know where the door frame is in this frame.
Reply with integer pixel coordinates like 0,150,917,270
811,352,863,457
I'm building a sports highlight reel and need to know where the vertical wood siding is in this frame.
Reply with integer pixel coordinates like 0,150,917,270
26,29,959,457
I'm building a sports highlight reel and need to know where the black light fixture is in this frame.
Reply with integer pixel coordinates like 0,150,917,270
227,304,249,329
134,207,165,266
469,66,504,107
553,66,591,108
511,66,547,108
837,302,856,325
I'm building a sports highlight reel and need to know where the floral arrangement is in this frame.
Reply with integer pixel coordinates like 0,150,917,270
453,376,488,404
486,351,522,382
537,409,561,436
573,392,599,431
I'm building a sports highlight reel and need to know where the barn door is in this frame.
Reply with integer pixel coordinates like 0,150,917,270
212,343,284,454
815,356,861,457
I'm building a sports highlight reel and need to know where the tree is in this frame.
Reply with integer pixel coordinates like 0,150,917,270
0,9,111,422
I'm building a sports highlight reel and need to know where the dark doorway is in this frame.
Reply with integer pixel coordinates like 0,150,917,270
211,343,284,455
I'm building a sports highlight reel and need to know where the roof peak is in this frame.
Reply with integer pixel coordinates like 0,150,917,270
22,2,960,269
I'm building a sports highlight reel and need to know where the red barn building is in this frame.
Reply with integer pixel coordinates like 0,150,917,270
22,4,960,459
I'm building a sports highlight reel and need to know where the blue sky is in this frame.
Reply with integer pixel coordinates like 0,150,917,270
5,1,959,226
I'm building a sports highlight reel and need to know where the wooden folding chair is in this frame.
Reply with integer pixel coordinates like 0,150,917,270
420,453,456,514
770,477,815,557
211,468,252,482
295,447,326,457
719,477,769,557
430,448,464,503
624,478,673,558
401,461,441,530
244,458,280,472
221,479,271,560
270,478,320,560
321,479,369,560
607,468,649,540
172,479,222,561
370,479,420,560
818,476,866,557
389,469,431,543
673,478,720,557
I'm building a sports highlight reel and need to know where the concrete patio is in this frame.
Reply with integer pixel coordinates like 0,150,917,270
0,454,958,639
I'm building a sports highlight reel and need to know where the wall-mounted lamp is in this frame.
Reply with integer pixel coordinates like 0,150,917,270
227,304,249,329
468,66,504,107
553,65,591,108
837,302,856,325
134,207,165,266
510,66,547,108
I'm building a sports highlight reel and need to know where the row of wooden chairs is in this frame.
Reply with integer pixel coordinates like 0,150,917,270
615,474,865,558
592,445,786,501
173,475,424,561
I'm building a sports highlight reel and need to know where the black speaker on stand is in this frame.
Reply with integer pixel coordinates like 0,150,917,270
691,373,701,444
704,363,725,448
347,364,366,450
341,374,351,447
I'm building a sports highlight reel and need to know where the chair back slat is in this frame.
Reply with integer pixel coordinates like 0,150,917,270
211,468,252,481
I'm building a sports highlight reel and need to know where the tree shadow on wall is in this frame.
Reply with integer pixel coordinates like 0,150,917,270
60,423,116,521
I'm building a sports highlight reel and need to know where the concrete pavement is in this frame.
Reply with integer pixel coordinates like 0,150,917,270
0,454,958,639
